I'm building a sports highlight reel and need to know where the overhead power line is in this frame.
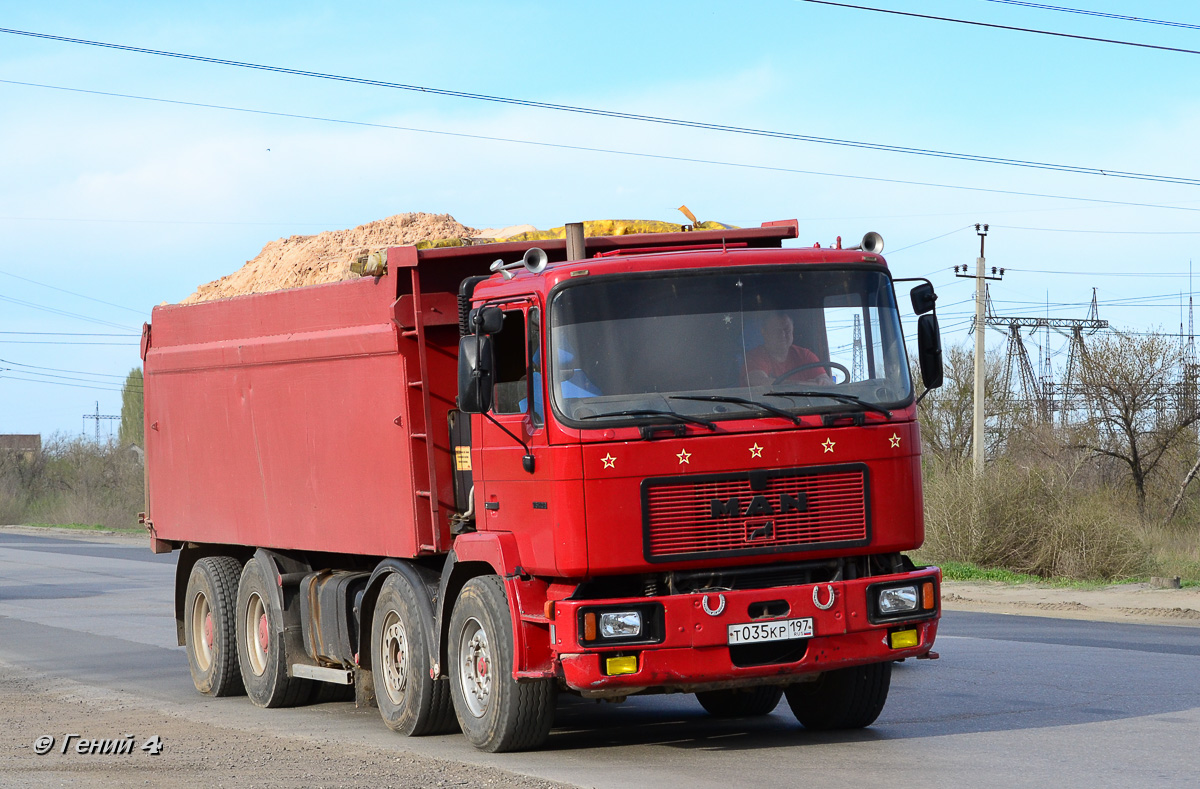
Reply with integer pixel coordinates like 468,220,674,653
886,225,974,255
2,29,1199,187
0,358,135,380
1004,268,1194,277
995,225,1200,235
0,293,138,331
797,1,1200,56
0,340,137,345
0,331,138,336
979,1,1200,31
2,368,143,390
0,373,130,392
0,266,145,315
7,80,1200,216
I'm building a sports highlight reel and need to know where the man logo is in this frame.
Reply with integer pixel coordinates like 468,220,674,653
745,521,775,542
709,493,807,519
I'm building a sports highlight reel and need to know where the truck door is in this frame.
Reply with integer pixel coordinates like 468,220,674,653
476,302,558,573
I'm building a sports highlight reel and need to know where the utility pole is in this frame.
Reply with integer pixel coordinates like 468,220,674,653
82,400,120,442
954,224,1003,474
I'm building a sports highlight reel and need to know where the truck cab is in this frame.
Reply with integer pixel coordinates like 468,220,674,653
449,223,942,733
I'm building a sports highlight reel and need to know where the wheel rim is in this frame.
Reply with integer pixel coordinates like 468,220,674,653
191,592,213,672
457,616,491,718
245,592,269,676
380,611,409,705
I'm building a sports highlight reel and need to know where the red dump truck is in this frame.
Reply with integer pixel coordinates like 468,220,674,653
142,220,945,752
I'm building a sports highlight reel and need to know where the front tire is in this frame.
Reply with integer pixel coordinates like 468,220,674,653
235,559,312,708
695,686,783,717
448,575,556,752
184,556,245,697
785,661,892,730
370,573,457,735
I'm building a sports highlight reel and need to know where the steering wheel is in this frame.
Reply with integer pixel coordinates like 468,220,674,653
773,361,850,386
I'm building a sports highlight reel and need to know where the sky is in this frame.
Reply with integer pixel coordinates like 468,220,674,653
2,0,1199,439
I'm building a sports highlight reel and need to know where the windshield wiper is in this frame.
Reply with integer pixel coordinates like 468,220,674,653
577,409,719,431
669,395,801,425
765,391,892,418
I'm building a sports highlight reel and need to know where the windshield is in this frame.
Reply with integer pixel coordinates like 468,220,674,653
548,267,912,425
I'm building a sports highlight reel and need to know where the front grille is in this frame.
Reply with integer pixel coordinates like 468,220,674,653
642,465,869,562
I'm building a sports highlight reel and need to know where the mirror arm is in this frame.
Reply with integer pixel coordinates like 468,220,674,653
482,412,536,473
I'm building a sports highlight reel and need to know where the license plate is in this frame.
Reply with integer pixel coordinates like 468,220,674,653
727,617,814,645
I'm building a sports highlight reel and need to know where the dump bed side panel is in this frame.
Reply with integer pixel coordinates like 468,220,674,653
144,271,422,557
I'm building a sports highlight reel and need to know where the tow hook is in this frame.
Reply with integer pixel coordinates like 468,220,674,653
917,651,940,660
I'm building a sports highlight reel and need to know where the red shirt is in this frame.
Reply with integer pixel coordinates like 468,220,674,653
746,345,824,382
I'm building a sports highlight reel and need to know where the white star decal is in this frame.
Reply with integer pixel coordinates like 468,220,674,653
676,449,692,465
749,443,763,458
822,438,836,454
601,453,616,469
889,433,901,449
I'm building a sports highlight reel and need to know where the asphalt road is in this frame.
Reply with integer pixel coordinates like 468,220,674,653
1,530,1198,788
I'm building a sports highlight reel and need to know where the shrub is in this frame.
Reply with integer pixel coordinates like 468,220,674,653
922,460,1147,580
0,435,144,530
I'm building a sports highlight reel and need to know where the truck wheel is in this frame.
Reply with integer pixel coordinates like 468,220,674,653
184,556,245,697
236,559,312,708
448,575,556,752
695,686,783,717
370,573,457,735
784,661,892,730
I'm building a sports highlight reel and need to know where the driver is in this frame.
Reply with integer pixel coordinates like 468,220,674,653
746,312,833,386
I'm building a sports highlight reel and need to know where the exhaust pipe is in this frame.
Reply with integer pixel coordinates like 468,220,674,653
565,222,586,261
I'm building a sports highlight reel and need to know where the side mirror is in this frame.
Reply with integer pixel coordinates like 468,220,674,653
910,283,938,315
470,306,504,335
917,313,943,390
457,334,494,414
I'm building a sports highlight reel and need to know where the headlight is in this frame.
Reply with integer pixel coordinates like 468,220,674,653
877,585,919,615
599,611,642,638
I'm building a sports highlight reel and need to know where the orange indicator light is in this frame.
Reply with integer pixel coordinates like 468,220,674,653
583,612,597,641
922,582,935,610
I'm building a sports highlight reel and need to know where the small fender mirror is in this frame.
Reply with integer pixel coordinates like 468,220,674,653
910,283,938,315
469,306,504,335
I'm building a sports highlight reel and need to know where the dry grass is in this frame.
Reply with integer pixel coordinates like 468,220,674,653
0,436,143,530
922,460,1149,580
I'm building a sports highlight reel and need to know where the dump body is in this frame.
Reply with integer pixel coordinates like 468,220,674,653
145,254,456,557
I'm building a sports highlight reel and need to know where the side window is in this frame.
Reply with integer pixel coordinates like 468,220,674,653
491,309,528,415
527,308,543,425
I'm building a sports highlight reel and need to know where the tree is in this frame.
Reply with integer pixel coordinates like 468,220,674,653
916,342,1007,467
118,367,144,447
1075,332,1200,514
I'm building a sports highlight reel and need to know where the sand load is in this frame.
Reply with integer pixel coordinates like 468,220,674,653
181,211,735,303
181,212,478,303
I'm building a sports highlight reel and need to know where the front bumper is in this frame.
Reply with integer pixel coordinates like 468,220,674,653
553,568,939,694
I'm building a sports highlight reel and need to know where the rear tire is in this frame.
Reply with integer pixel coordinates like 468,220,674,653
236,559,312,708
370,573,458,735
695,686,783,717
785,661,892,730
448,575,556,752
184,556,245,697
